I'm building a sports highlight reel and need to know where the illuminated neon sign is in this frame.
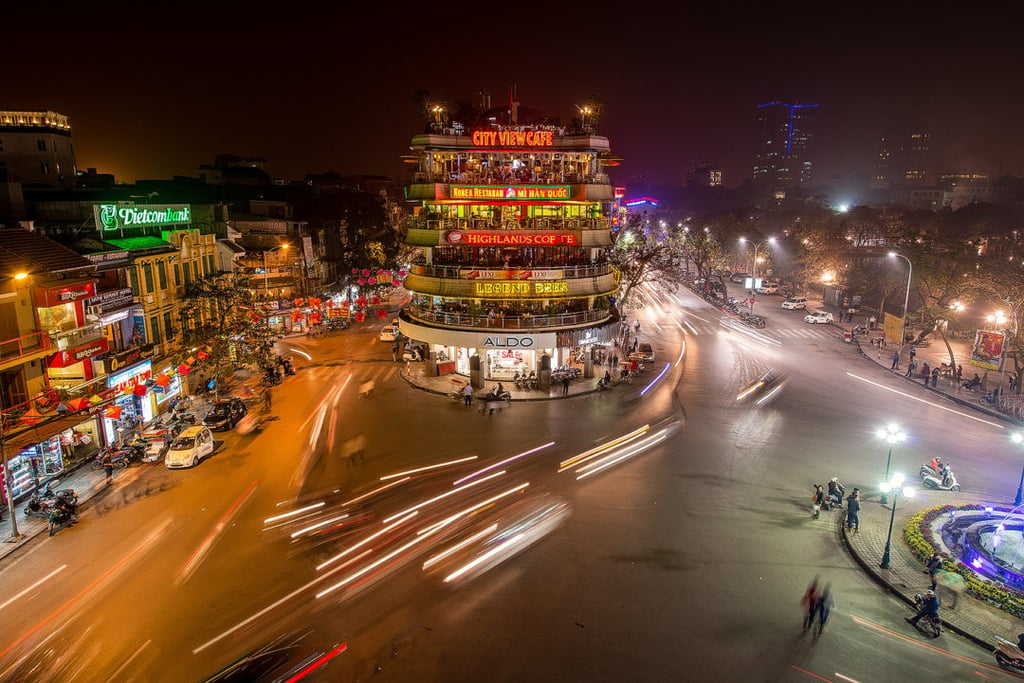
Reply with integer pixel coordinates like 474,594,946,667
474,281,569,297
446,230,579,246
450,185,570,200
95,204,192,232
471,130,555,147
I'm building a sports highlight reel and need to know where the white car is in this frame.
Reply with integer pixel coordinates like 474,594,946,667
803,311,834,324
781,296,808,310
379,325,397,342
756,283,779,295
164,426,215,468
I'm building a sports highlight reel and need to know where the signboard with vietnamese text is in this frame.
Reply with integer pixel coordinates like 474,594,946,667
449,185,570,201
107,359,152,393
444,230,579,247
460,268,563,280
971,330,1005,370
470,130,555,147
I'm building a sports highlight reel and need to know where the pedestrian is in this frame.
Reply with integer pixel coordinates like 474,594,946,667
869,315,877,330
920,362,929,380
909,346,916,361
802,576,820,631
931,368,939,387
925,551,943,591
815,584,834,635
634,319,640,333
632,338,638,353
462,383,473,406
956,365,963,381
891,351,900,370
391,341,399,362
846,488,860,531
811,484,825,519
905,360,916,378
102,448,114,486
562,376,570,395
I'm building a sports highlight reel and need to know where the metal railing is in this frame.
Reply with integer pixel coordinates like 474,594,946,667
406,306,611,330
410,217,609,232
412,172,610,186
407,262,612,279
0,330,51,361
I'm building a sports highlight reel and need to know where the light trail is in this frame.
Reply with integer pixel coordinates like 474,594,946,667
575,427,672,480
417,483,530,536
453,442,554,486
380,455,479,481
443,531,527,583
284,642,348,682
846,373,1006,430
0,518,171,660
287,348,312,361
0,565,66,612
193,549,370,654
422,524,498,570
290,514,350,538
343,476,410,506
265,502,326,524
316,512,418,571
640,362,670,396
381,470,506,525
315,525,445,599
175,480,258,586
559,425,650,472
108,639,152,681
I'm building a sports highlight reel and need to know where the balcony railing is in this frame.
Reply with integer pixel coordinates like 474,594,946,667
0,330,52,362
412,172,610,186
52,326,104,351
408,262,613,279
406,305,612,330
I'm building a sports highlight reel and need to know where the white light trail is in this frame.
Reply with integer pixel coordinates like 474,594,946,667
559,426,650,472
417,483,530,536
0,565,66,611
290,513,350,538
316,526,443,599
316,512,418,571
381,470,506,525
443,531,528,583
380,455,479,481
422,524,498,570
343,477,410,506
576,427,671,480
264,502,325,524
452,442,554,486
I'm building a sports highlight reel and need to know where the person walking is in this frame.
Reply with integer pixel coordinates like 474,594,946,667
812,484,825,519
802,577,820,631
391,341,399,362
925,552,943,591
909,346,917,362
102,448,114,486
846,489,861,531
462,383,473,406
633,319,640,334
905,360,916,378
815,584,834,635
931,368,939,387
562,376,570,395
891,351,900,370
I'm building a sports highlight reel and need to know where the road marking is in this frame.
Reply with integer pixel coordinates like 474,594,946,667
846,373,1006,429
0,565,66,611
107,639,152,681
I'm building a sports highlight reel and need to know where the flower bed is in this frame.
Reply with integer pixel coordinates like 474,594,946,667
903,503,1024,618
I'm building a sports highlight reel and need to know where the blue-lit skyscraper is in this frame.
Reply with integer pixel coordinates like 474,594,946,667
753,101,819,189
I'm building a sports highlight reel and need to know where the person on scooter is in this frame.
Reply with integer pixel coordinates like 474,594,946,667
941,468,954,488
827,478,845,509
929,456,943,473
906,589,940,627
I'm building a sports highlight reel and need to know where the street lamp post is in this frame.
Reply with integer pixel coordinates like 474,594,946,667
1012,433,1024,506
739,237,775,312
2,271,30,542
877,424,905,504
888,252,912,344
986,302,1013,400
879,472,915,569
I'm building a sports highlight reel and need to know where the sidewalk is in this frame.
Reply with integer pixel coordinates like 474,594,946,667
400,358,624,401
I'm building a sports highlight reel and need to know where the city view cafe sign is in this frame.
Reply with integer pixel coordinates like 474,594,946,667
94,203,192,233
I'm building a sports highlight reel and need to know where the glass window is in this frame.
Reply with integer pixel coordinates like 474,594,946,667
157,262,167,289
163,311,173,340
173,263,180,287
149,316,161,344
37,139,46,152
143,263,154,293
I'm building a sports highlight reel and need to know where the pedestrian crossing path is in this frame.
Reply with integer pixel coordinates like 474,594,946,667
301,362,404,385
681,321,841,340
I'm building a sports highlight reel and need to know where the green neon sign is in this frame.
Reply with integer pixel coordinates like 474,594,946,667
95,204,192,232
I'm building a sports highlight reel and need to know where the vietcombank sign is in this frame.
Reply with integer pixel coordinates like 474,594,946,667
94,204,192,232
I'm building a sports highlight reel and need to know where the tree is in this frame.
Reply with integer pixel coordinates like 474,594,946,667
608,214,689,311
176,275,278,398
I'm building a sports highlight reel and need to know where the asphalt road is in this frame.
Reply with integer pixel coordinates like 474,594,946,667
0,285,1020,682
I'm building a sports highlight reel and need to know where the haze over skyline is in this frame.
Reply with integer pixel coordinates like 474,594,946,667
7,3,1024,190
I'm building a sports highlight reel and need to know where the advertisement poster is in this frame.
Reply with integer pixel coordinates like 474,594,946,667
970,329,1004,370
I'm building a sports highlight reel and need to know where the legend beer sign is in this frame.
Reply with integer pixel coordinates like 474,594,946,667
94,203,192,232
449,185,570,201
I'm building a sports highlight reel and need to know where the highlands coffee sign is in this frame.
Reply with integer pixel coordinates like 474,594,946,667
445,230,579,246
94,204,192,232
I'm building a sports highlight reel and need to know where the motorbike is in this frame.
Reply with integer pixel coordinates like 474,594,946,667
909,593,942,637
921,468,961,492
919,461,948,479
24,486,77,518
994,637,1024,671
480,388,511,402
48,504,78,536
90,448,130,471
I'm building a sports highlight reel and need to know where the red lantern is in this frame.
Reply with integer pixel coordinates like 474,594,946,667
104,405,123,419
178,364,192,376
310,297,321,306
376,308,388,320
325,300,335,308
294,298,305,307
133,385,148,397
292,311,303,322
351,267,359,274
398,270,406,277
361,268,370,277
368,277,377,285
355,311,366,323
392,279,402,287
197,351,209,361
371,296,381,305
155,373,170,387
310,312,322,324
355,296,368,307
357,278,366,286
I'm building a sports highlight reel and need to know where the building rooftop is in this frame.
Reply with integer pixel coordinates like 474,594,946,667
0,225,94,276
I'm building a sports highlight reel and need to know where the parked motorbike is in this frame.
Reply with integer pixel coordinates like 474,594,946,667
481,388,511,402
48,505,78,536
90,448,130,471
909,592,942,637
994,637,1024,671
921,468,961,492
23,485,77,518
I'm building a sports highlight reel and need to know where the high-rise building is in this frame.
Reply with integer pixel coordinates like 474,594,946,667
0,110,77,188
875,121,930,188
753,101,819,189
398,101,619,387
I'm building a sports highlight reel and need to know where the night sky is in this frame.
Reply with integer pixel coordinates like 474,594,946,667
8,4,1024,190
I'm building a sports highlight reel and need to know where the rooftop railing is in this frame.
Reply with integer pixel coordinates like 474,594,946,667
406,305,612,331
407,262,612,279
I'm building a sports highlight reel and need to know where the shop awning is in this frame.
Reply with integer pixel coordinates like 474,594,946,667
3,412,94,452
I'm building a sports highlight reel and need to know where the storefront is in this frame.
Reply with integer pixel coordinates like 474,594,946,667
102,359,154,445
3,414,101,499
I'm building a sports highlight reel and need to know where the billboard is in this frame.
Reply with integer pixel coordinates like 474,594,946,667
970,329,1005,370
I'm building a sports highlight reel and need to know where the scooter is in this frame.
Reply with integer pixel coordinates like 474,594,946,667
919,461,948,479
994,637,1024,671
23,486,77,518
48,504,78,536
921,468,962,492
909,593,942,637
90,448,130,471
481,388,511,402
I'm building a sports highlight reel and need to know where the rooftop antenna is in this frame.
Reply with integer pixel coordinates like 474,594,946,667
510,83,519,124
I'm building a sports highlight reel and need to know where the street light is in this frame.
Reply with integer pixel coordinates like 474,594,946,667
263,244,291,296
1012,432,1024,506
877,424,905,504
3,271,31,541
888,252,913,344
739,237,775,311
879,472,915,569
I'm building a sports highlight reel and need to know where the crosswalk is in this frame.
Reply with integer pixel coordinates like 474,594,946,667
301,362,403,385
680,321,842,340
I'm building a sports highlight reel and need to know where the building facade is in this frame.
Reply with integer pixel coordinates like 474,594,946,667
0,110,76,188
753,101,819,190
399,107,620,386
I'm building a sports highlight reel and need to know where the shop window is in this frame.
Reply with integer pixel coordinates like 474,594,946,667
37,139,46,151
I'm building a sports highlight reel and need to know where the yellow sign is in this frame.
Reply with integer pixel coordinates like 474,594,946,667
474,281,569,297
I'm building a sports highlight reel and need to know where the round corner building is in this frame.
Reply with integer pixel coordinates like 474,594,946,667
398,102,621,386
